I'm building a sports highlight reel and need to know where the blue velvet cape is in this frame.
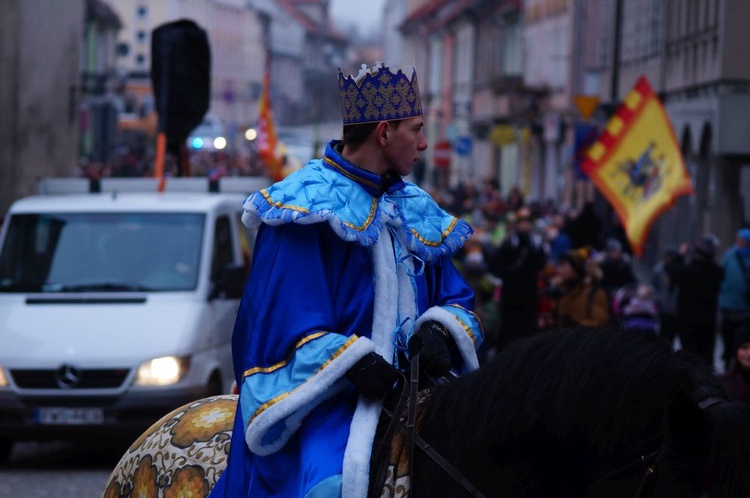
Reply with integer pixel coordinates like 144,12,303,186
209,141,483,498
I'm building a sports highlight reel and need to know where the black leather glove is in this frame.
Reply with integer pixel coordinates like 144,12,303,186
345,352,399,399
408,321,453,377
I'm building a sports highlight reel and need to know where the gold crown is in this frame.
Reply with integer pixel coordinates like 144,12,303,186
338,63,423,126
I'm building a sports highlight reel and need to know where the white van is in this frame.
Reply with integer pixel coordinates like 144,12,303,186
0,177,267,460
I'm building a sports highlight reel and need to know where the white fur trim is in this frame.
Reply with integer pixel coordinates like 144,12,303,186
342,399,381,498
246,336,375,456
416,306,480,372
342,223,400,498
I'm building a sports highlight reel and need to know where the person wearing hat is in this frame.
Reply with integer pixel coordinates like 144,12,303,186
553,247,612,328
487,205,548,350
718,228,750,369
650,248,679,346
667,236,724,366
720,321,750,404
208,63,482,498
598,237,637,300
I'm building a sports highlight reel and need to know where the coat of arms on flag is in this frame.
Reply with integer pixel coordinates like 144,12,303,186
581,76,693,256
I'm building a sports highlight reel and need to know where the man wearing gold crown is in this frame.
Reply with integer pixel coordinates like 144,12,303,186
209,63,483,498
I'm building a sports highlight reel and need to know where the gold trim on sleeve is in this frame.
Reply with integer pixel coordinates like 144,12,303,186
242,331,328,378
247,335,360,425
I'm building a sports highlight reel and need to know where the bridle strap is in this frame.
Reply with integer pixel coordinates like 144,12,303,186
369,372,409,497
591,395,728,498
633,447,667,498
697,396,726,410
377,356,487,498
412,431,488,497
405,354,419,496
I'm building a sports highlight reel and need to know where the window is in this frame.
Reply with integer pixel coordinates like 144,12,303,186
137,6,148,18
211,216,234,282
137,30,147,42
0,213,205,292
116,42,130,57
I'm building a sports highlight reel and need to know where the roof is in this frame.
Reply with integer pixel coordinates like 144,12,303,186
9,192,247,215
400,0,481,31
86,0,122,29
276,0,347,42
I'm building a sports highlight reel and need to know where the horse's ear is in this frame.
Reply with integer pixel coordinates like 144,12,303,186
666,386,711,456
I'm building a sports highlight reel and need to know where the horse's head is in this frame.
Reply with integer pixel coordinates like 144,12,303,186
586,387,750,498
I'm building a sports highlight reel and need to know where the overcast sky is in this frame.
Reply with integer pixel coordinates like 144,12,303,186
329,0,386,34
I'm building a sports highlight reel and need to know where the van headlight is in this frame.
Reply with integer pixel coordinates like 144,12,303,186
0,367,7,387
135,356,189,386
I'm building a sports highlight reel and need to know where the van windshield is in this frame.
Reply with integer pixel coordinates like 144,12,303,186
0,213,205,293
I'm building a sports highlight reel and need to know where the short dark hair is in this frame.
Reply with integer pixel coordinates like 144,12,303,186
342,120,402,150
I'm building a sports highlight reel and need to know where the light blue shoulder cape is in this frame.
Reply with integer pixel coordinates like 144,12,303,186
241,141,473,263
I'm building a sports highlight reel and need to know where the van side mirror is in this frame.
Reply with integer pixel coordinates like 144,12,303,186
208,264,246,301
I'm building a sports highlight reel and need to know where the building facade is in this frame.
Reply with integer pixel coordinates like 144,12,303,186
596,0,750,260
80,0,123,165
0,0,85,215
390,0,749,261
109,0,266,147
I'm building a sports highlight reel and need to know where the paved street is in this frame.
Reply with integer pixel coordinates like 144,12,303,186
0,441,123,498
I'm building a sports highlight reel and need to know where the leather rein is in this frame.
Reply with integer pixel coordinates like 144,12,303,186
370,354,487,498
588,395,727,498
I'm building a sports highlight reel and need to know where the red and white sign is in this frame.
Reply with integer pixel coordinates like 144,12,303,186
434,140,452,169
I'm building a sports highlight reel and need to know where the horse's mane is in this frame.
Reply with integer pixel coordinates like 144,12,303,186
422,327,715,466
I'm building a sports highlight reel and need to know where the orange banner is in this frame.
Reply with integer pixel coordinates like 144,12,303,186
257,63,282,182
581,76,693,256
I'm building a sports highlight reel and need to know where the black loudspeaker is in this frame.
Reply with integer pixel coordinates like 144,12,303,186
151,19,211,141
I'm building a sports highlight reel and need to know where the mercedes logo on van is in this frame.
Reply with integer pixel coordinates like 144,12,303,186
55,364,82,389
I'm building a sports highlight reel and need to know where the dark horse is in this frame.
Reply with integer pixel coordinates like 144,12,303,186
412,327,750,497
104,327,750,497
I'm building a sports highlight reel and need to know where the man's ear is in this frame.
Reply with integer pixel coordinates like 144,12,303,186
375,121,389,146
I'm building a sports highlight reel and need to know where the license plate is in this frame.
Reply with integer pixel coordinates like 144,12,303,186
36,407,104,425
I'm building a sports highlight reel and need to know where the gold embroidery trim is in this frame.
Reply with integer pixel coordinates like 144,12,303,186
260,189,311,214
242,331,328,378
342,198,377,231
247,335,360,425
410,217,459,247
445,304,485,341
324,157,380,191
260,179,377,232
452,313,477,345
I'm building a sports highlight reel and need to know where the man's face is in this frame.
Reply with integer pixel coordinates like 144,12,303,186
382,116,428,177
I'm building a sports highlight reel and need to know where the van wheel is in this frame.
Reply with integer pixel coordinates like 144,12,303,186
0,439,13,464
206,373,223,397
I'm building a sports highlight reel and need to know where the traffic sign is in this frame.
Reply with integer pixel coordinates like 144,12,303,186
433,140,451,169
454,136,472,157
574,95,600,121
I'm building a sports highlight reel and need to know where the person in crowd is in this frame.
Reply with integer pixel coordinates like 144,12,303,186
488,206,548,350
651,248,679,347
553,247,612,328
720,321,750,404
546,213,573,264
209,62,483,498
600,211,633,255
598,238,637,300
505,185,525,212
718,228,750,370
564,202,601,250
668,237,725,366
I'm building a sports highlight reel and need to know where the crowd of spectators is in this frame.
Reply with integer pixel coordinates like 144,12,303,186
428,178,750,387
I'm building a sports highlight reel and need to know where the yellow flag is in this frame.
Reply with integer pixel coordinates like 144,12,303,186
581,76,693,256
